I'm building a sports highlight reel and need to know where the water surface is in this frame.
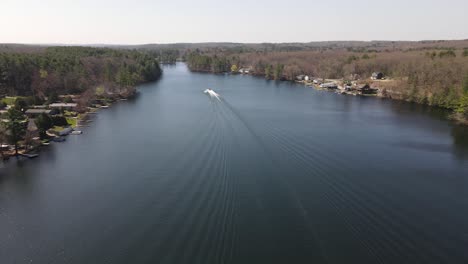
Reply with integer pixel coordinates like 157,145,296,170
1,63,468,264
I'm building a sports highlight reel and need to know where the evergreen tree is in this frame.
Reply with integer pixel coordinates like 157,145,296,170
3,108,26,155
265,65,272,79
273,64,284,80
35,113,53,139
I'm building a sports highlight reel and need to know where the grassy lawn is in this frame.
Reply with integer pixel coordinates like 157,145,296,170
1,96,28,106
1,97,17,105
64,110,78,117
66,117,77,127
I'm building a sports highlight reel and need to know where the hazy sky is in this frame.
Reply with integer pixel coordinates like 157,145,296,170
1,0,467,44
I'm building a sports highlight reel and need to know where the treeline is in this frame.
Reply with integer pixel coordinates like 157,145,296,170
0,46,162,98
129,39,468,55
185,48,468,122
186,52,232,73
152,49,179,64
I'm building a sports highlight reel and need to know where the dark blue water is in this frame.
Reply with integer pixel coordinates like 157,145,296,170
1,63,468,264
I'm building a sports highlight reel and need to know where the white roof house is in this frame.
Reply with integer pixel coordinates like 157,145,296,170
25,109,52,115
49,103,77,109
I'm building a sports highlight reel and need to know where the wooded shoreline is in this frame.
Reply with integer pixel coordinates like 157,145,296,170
1,46,163,161
184,43,468,125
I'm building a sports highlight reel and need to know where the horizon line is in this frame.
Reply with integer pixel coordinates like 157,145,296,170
2,38,468,47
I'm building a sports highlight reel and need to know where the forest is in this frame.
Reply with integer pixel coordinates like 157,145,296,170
185,42,468,123
0,46,162,100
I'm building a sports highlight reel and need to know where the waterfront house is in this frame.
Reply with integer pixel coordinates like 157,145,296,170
357,84,378,94
320,82,338,89
25,108,59,117
49,103,78,110
25,109,52,117
32,105,48,109
0,144,9,151
59,95,81,101
238,67,252,74
296,75,305,81
371,72,384,80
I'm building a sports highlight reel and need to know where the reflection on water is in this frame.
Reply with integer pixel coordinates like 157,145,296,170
452,125,468,160
386,100,468,161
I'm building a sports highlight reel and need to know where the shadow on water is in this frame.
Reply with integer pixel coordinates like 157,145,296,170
0,157,39,196
388,100,450,121
451,125,468,160
387,100,468,160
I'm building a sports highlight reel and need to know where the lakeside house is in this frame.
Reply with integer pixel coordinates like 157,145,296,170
296,75,305,81
238,67,253,74
357,84,378,94
25,109,59,117
32,105,47,109
371,72,384,80
49,103,78,110
313,79,322,85
59,94,81,100
320,82,338,89
296,75,311,82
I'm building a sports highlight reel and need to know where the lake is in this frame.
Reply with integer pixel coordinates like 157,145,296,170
1,63,468,264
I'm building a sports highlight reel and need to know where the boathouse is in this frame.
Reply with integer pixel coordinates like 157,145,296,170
371,72,384,80
357,84,378,94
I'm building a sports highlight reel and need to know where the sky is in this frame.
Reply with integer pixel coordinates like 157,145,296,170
1,0,467,44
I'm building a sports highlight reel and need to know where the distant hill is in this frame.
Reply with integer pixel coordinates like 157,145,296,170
0,44,46,53
116,40,468,52
2,39,468,54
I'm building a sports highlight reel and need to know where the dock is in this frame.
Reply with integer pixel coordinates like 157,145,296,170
20,153,39,159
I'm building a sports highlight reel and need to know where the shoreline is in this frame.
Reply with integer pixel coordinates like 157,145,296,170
191,69,468,125
0,93,138,162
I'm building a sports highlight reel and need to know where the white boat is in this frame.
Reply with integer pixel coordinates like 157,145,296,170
203,89,221,101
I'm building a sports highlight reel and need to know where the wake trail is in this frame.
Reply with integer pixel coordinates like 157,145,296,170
209,95,329,262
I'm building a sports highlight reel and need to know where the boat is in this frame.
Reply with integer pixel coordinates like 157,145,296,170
70,130,83,135
203,89,221,101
